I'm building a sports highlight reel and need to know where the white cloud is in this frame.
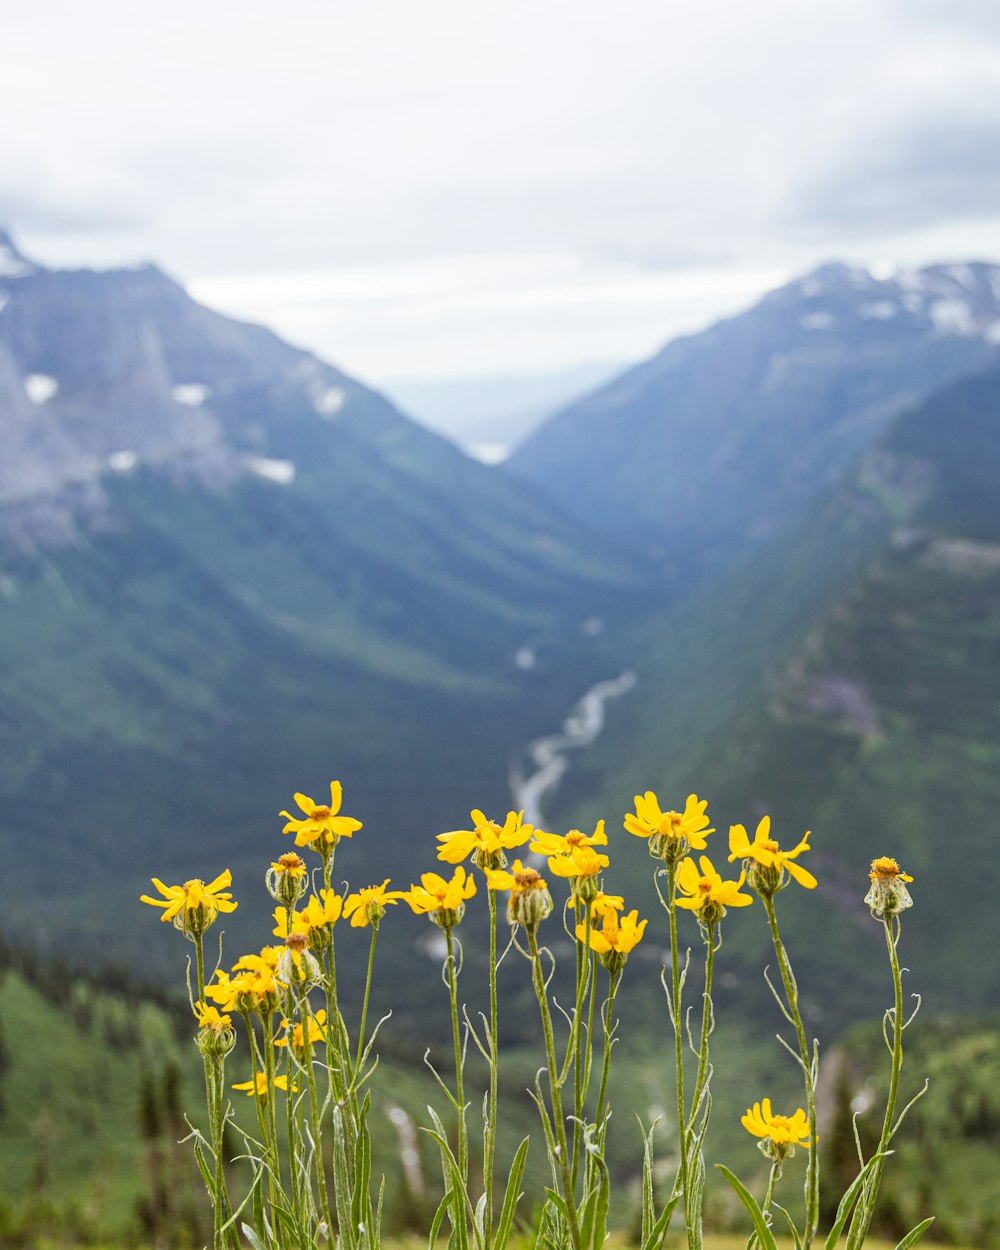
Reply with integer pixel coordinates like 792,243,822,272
1,0,999,380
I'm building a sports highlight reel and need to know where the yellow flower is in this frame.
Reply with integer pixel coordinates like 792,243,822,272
486,859,553,929
233,1073,298,1097
535,822,611,890
274,1009,328,1053
570,890,625,918
342,879,402,928
436,809,532,870
742,1099,811,1159
302,889,344,931
675,855,753,923
547,844,609,881
624,793,713,863
194,1001,235,1055
209,947,282,1013
728,816,816,893
272,906,312,939
577,908,647,973
530,820,608,859
194,1002,232,1032
280,781,362,853
401,866,477,927
865,857,914,918
140,871,237,936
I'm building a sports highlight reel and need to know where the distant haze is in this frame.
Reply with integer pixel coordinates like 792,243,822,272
382,361,626,461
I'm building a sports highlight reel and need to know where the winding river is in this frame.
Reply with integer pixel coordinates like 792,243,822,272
509,669,636,830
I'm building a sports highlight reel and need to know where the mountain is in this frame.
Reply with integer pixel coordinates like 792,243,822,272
0,232,641,978
537,365,1000,1023
505,261,1000,578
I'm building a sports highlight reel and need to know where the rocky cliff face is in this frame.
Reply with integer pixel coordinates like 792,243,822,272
0,230,369,546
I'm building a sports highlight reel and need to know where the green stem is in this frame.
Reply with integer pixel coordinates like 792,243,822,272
445,925,469,1193
595,969,620,1147
687,923,716,1134
568,906,592,1187
845,916,905,1250
762,894,818,1250
242,1012,280,1231
300,993,334,1241
664,862,692,1242
749,1159,783,1250
354,922,379,1079
527,927,583,1250
485,887,498,1250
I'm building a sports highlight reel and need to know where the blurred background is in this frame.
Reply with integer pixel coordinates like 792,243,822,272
1,1,999,1245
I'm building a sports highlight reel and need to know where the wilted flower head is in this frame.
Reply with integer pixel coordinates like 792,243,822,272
266,852,309,905
486,859,553,930
278,932,322,986
625,793,713,863
865,857,914,919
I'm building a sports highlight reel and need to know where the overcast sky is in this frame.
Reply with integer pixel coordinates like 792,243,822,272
3,0,1000,383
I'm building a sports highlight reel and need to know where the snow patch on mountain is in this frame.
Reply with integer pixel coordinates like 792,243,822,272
929,299,977,337
172,383,211,407
244,455,295,485
314,386,345,417
24,374,59,404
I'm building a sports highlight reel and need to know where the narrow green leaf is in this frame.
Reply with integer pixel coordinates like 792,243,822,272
823,1152,888,1250
771,1202,802,1250
428,1188,455,1250
495,1136,530,1250
193,1140,216,1198
715,1165,778,1250
639,1195,680,1250
242,1224,269,1250
894,1217,935,1250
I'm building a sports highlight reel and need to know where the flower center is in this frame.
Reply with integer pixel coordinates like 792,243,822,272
763,840,780,853
697,880,713,894
277,853,305,871
311,805,331,819
871,857,900,878
514,868,542,891
285,933,308,952
660,812,683,837
566,830,585,848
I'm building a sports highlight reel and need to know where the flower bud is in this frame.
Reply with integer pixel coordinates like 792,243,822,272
472,846,507,872
649,832,689,864
746,858,783,898
194,1004,236,1056
431,903,466,930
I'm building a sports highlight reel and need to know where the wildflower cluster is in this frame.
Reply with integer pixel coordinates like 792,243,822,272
141,777,927,1250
